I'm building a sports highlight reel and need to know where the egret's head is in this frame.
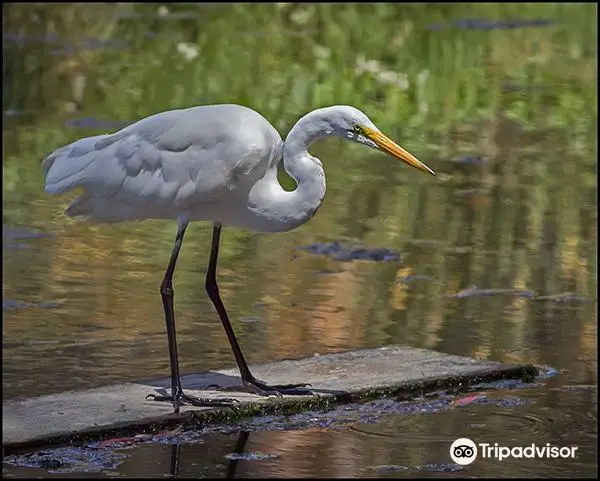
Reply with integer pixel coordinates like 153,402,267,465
320,105,436,176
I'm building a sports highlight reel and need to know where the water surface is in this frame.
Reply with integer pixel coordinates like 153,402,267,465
3,118,596,476
2,6,597,473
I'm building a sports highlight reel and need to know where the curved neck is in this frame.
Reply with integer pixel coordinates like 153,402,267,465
246,110,328,232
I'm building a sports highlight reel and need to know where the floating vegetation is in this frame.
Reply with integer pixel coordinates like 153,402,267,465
298,241,400,262
3,446,128,474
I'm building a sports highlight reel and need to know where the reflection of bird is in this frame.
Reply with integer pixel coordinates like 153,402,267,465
42,104,435,413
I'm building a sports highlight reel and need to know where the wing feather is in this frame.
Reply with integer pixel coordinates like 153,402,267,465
42,105,282,220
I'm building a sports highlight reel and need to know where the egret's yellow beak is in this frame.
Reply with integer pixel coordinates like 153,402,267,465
363,127,435,176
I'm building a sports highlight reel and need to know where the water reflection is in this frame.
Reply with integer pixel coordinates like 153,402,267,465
2,94,597,480
123,386,597,477
3,118,597,401
225,430,250,478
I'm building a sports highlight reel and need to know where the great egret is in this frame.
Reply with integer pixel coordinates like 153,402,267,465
42,104,435,413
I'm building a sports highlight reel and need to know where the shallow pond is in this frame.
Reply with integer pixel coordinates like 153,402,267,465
2,8,597,475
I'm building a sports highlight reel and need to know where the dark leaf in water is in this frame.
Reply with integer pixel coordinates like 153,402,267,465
298,241,400,263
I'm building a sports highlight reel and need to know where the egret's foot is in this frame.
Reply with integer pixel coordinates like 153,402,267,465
146,392,239,412
244,379,313,397
206,379,313,397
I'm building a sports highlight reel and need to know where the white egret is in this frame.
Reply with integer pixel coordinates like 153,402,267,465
42,104,435,413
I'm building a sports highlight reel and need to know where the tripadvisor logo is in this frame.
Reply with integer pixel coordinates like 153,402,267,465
450,438,578,465
479,443,579,461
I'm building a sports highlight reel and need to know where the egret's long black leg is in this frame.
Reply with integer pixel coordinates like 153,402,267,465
205,223,311,396
147,221,238,412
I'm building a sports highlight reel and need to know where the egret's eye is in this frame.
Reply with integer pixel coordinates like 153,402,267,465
352,124,362,133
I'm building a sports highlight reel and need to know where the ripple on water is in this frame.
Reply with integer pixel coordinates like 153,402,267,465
347,399,542,445
349,387,596,477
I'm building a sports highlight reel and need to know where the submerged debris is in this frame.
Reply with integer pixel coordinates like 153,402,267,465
417,463,463,472
3,299,61,311
3,299,29,311
533,292,594,303
371,462,466,473
446,286,594,303
3,446,128,474
225,452,278,461
297,241,400,262
201,388,533,436
372,464,410,472
446,286,537,299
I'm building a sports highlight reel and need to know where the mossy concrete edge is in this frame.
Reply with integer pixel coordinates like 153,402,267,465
2,363,538,456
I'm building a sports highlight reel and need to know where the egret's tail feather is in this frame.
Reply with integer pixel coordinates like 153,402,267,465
64,193,93,217
42,135,108,195
65,193,148,223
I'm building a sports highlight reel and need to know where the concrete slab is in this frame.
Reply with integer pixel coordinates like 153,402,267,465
3,345,537,453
